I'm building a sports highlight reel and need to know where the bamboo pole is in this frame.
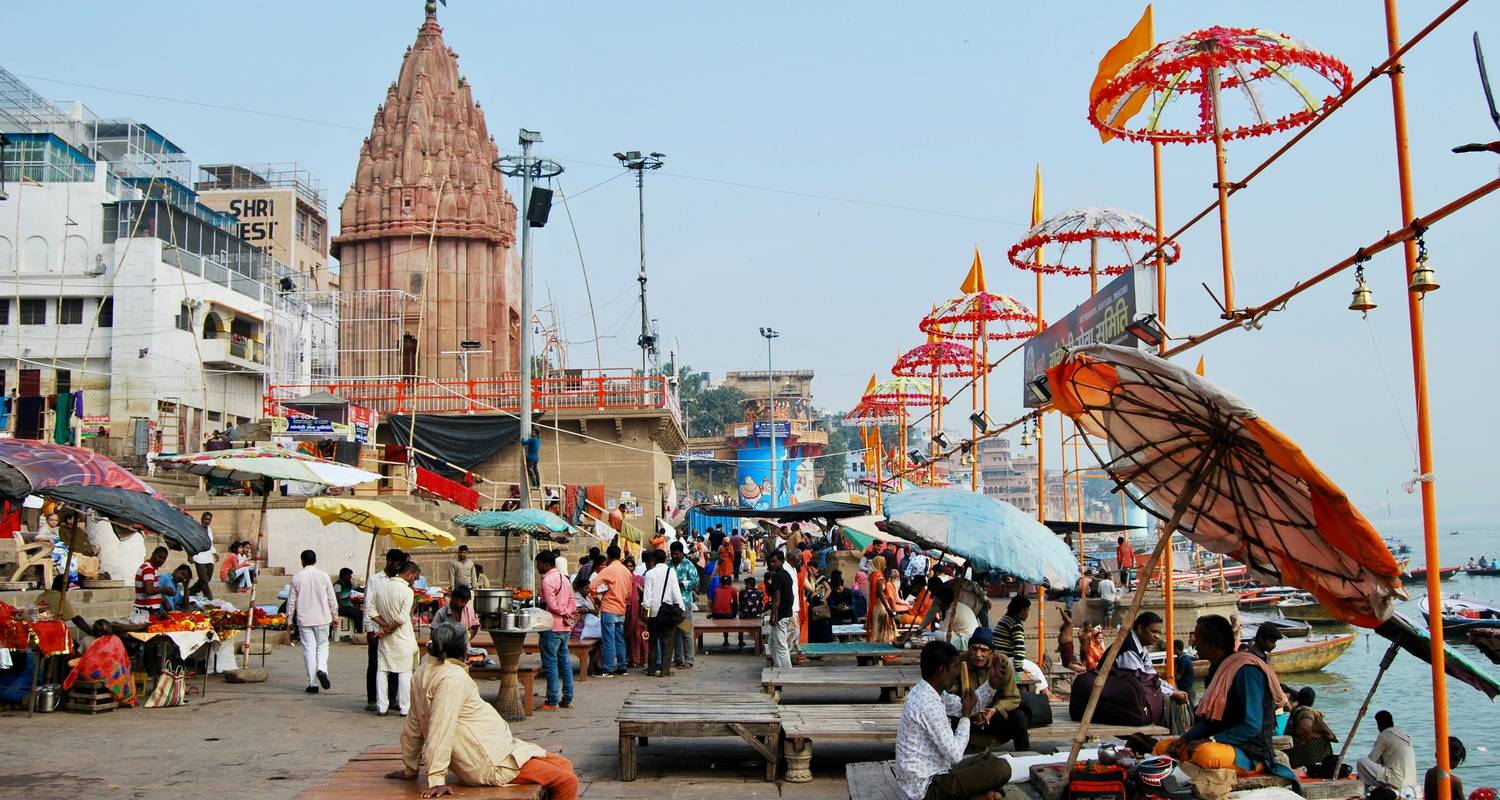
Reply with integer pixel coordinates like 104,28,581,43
1064,450,1218,773
1383,1,1452,795
1153,136,1175,685
1207,64,1235,318
1332,639,1402,778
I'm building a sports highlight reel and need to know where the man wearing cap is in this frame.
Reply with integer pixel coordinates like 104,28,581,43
953,628,1030,751
1245,623,1294,711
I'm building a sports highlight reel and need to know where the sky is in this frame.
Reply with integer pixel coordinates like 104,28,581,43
7,1,1499,533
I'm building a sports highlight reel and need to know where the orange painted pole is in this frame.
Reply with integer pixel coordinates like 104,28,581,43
971,320,981,492
1383,1,1451,795
1153,138,1175,682
1207,66,1236,319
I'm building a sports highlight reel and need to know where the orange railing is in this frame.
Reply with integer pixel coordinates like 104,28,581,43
266,371,681,422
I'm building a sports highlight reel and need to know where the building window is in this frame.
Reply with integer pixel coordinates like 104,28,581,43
20,299,45,325
0,299,8,325
310,218,323,249
60,298,84,324
55,369,71,397
98,298,112,327
176,304,192,332
296,210,308,241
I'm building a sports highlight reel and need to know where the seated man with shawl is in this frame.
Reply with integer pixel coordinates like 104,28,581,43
386,622,578,798
1154,614,1298,786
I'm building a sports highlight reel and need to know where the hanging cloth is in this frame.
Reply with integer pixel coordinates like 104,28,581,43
0,396,10,431
15,396,43,440
53,393,73,445
73,391,84,418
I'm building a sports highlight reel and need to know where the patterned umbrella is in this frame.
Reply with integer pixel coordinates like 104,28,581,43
0,440,208,554
919,292,1040,342
153,446,379,486
892,340,978,379
865,377,940,407
452,508,573,540
1006,207,1181,278
1047,343,1403,627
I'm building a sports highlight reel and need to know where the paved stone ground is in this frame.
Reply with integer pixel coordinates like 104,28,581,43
0,637,878,799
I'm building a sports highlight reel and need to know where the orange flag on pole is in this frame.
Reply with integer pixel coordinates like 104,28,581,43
1031,164,1044,254
960,247,986,294
1089,5,1154,143
1195,356,1206,377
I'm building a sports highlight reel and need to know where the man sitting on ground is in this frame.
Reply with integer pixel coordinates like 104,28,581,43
387,622,579,799
1358,710,1417,799
955,628,1029,752
895,640,1009,800
1154,614,1297,785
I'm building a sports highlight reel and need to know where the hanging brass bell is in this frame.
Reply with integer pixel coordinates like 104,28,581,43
1019,429,1034,447
1408,259,1439,294
1349,274,1377,315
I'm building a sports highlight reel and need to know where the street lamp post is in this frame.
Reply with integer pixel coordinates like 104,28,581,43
495,130,562,503
760,327,779,505
614,150,665,376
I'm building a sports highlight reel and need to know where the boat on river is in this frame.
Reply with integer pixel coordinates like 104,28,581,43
1420,594,1500,637
1161,632,1357,676
1276,593,1347,625
1465,568,1500,577
1401,565,1462,583
1238,611,1312,639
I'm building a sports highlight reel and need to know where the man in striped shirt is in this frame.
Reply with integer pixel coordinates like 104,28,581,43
131,546,172,624
991,595,1031,677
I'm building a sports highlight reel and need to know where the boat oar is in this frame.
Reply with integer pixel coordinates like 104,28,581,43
1331,638,1402,777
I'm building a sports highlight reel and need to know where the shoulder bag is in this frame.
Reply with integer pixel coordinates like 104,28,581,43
648,571,684,636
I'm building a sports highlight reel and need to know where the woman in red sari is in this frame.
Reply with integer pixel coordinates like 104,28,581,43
797,549,811,644
625,566,648,668
716,544,734,582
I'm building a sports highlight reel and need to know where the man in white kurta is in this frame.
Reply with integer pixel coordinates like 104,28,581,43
372,562,420,715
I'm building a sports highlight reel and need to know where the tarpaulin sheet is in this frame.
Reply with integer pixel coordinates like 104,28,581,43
387,414,531,478
416,466,479,510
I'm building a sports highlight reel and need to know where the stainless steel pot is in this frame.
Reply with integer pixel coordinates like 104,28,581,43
473,588,512,615
496,611,520,632
514,608,534,630
27,684,61,713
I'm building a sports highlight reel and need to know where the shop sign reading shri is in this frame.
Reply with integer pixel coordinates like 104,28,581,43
1020,263,1157,408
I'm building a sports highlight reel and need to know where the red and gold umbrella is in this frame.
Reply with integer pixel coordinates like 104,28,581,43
1047,342,1404,627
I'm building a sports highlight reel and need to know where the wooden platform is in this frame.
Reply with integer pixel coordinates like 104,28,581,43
694,618,764,654
296,745,542,799
616,690,780,782
845,760,903,800
794,641,911,666
761,666,920,702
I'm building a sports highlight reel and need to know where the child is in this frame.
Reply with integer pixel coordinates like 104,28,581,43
735,576,765,651
709,576,739,647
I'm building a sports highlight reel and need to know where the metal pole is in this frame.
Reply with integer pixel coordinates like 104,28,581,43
637,172,648,376
1384,2,1452,795
518,134,535,504
767,341,776,505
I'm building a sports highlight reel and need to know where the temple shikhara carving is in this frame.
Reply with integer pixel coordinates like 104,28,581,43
331,2,520,382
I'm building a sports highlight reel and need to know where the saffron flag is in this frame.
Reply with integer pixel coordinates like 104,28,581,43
1090,5,1155,143
1196,356,1206,376
960,247,986,294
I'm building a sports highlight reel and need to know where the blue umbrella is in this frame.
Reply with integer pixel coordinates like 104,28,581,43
882,488,1081,588
451,508,572,538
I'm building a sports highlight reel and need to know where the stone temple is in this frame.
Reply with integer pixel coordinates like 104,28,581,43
331,1,520,383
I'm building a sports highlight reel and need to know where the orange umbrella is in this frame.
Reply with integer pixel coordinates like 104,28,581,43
1047,343,1404,628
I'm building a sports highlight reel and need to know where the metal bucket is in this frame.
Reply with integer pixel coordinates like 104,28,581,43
515,608,535,630
496,611,520,632
474,588,512,615
27,684,61,713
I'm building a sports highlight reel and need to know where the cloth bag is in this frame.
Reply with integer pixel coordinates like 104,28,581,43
143,666,188,708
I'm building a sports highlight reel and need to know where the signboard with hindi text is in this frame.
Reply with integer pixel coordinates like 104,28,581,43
1021,263,1157,408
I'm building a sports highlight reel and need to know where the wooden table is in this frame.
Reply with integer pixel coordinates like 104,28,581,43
520,633,598,680
693,618,763,654
761,666,920,703
795,641,912,666
616,690,780,782
780,703,903,782
473,629,529,722
297,745,543,799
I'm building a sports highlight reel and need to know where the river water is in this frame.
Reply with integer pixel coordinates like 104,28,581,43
1286,528,1500,789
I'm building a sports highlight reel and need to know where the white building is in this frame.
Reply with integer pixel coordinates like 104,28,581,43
0,68,326,462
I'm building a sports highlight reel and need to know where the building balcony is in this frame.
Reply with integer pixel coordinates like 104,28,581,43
201,332,265,372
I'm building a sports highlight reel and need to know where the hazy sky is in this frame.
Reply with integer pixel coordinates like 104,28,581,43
9,1,1498,533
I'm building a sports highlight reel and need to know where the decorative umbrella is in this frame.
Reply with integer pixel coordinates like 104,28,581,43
1006,207,1181,290
883,488,1080,588
894,339,978,484
1087,25,1351,316
306,498,456,550
153,446,380,487
452,509,572,540
1048,343,1404,626
0,440,209,554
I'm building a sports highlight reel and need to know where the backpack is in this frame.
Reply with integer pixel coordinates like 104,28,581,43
1069,667,1163,727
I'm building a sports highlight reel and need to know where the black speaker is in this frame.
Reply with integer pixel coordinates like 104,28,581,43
527,187,553,227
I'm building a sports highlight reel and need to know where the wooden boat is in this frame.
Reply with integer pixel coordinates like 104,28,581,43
1164,632,1358,677
1464,568,1500,577
1401,565,1461,583
1276,594,1345,625
1238,612,1311,639
1421,609,1500,637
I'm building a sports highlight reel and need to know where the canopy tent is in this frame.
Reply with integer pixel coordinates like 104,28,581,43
152,446,379,487
882,488,1081,588
451,509,572,541
834,514,912,549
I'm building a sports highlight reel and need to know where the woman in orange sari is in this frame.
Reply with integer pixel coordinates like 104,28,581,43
716,544,734,582
797,549,811,644
865,556,889,642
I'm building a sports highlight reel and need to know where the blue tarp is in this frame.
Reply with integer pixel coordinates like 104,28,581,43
882,487,1081,588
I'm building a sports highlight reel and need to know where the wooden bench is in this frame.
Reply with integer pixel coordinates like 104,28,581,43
693,618,764,655
521,635,598,681
794,641,913,666
297,745,543,798
846,760,904,800
616,690,780,782
469,665,536,717
761,666,920,703
781,704,904,782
